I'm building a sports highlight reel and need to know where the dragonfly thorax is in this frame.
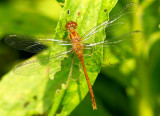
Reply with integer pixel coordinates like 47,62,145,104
65,21,77,30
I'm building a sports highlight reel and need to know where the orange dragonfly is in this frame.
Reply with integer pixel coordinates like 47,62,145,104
5,3,141,110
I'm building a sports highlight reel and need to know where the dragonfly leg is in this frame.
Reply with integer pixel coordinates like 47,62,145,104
63,35,69,41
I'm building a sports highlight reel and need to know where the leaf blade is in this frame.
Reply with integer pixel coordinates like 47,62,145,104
48,0,118,115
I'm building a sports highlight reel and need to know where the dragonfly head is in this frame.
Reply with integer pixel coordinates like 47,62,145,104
65,21,77,30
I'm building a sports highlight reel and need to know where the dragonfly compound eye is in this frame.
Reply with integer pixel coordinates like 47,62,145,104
65,21,77,29
72,22,77,29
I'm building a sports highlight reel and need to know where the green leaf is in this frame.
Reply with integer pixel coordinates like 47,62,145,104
0,0,118,116
48,0,118,115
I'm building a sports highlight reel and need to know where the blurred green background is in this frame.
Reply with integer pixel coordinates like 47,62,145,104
0,0,160,116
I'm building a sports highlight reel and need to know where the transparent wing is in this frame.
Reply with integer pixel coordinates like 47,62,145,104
85,30,143,65
82,2,138,42
5,34,71,53
13,50,72,76
85,30,142,47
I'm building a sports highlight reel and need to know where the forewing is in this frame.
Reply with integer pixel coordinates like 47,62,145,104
82,3,138,43
5,34,70,53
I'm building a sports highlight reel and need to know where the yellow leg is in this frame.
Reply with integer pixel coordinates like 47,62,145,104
64,35,69,41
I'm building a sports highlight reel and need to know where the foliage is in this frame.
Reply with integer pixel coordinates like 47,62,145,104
0,0,160,116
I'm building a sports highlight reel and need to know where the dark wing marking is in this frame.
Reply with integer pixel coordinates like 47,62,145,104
5,34,70,53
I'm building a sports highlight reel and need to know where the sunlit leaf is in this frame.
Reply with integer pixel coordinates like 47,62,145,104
0,0,118,116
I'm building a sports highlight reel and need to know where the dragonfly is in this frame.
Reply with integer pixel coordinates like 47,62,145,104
5,3,141,110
